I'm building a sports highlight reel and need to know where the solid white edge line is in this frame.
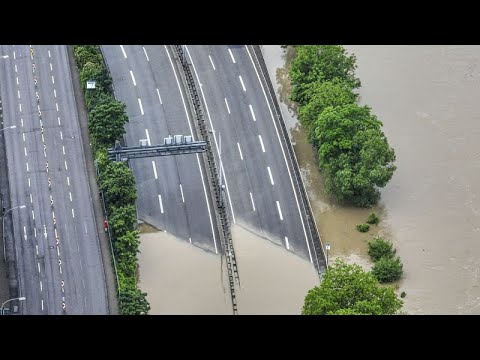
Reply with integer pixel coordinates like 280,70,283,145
165,45,219,253
250,192,256,212
184,45,236,226
276,201,283,221
245,45,313,263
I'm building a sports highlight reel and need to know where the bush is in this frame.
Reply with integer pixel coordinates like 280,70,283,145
368,236,395,261
372,256,403,283
366,212,380,225
356,223,370,232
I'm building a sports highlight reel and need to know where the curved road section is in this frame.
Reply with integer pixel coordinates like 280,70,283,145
102,45,219,254
0,45,108,314
185,45,314,263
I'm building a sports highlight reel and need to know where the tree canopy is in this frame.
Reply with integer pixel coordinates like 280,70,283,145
99,161,137,209
88,98,128,150
302,259,403,315
119,285,151,315
290,45,360,105
314,104,396,207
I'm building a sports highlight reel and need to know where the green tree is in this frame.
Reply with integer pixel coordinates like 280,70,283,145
368,236,395,262
372,256,403,283
119,285,150,315
88,98,128,150
290,45,360,105
302,259,402,315
80,62,112,95
99,161,137,209
114,230,140,264
109,205,137,238
314,104,396,207
298,79,358,146
73,45,103,69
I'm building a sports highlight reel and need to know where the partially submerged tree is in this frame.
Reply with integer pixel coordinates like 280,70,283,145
302,259,403,315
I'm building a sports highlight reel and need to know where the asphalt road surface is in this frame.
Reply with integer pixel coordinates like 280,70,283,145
0,45,108,314
102,45,219,254
185,45,314,263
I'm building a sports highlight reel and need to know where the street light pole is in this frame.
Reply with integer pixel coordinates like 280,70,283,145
1,296,26,315
325,242,331,269
2,205,26,262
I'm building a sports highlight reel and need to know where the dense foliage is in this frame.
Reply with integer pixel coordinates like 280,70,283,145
368,236,395,262
372,256,404,283
302,259,403,315
73,45,149,314
289,45,396,207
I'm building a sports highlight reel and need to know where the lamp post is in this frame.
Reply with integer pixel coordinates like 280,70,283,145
2,205,26,261
325,242,331,269
1,296,26,315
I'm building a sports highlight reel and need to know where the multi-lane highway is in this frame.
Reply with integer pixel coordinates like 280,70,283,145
0,45,108,314
184,45,314,263
102,45,219,253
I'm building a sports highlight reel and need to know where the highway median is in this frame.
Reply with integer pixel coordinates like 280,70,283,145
72,45,150,315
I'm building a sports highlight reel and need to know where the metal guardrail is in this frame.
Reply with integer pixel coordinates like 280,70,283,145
173,45,239,315
250,45,327,278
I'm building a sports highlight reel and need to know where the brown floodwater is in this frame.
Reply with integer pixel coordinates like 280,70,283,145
262,45,480,314
138,222,319,315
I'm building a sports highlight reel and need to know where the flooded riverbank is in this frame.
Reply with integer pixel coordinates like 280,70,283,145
261,45,480,314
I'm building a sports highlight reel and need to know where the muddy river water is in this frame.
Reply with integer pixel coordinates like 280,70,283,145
264,45,480,314
138,45,480,315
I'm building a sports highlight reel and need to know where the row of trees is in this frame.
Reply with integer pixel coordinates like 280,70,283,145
73,45,150,315
289,46,397,207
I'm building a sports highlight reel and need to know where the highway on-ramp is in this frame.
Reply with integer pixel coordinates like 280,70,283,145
0,45,108,314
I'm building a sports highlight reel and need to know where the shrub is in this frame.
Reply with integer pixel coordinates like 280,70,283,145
372,256,403,283
356,223,370,232
366,212,380,225
368,236,395,261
